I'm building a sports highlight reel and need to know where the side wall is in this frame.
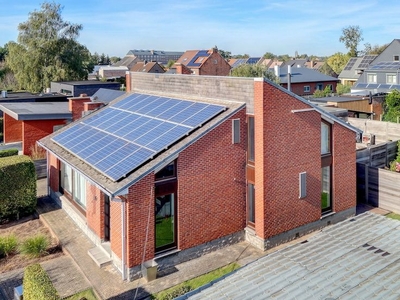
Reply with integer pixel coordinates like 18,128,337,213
198,52,231,76
3,114,22,143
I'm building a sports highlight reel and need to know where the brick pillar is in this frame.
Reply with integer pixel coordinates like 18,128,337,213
125,71,131,92
84,102,104,112
69,94,91,121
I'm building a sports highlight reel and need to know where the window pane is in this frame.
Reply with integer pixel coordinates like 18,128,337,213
61,163,72,193
248,117,255,161
73,172,86,208
155,193,175,249
321,122,330,154
247,183,255,223
155,161,175,180
321,166,331,210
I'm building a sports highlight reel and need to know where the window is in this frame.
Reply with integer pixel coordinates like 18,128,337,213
299,172,307,199
387,74,397,84
367,73,377,83
248,116,255,162
155,161,176,181
321,121,330,155
394,55,399,61
316,83,323,90
304,86,310,92
60,162,87,209
247,183,255,225
321,166,331,212
232,119,240,144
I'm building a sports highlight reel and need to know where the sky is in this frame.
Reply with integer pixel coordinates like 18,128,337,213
1,0,400,59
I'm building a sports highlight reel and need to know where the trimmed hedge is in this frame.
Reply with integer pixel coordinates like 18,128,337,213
0,148,19,158
0,155,36,222
23,264,60,300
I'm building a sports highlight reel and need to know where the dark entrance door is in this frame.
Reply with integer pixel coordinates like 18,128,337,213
104,195,110,241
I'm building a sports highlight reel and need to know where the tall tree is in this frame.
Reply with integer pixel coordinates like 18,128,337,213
263,52,276,59
326,52,350,75
339,25,363,57
6,2,93,93
362,43,388,55
383,89,400,123
230,64,279,83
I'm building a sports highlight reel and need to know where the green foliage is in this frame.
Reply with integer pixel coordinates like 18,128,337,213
218,48,232,60
386,212,400,221
383,90,400,123
327,52,350,75
362,42,388,56
0,155,36,221
20,234,49,258
318,62,337,77
166,60,175,68
153,263,240,300
230,64,279,83
6,2,93,92
0,234,18,257
389,141,400,172
339,25,363,57
336,83,351,95
23,263,60,300
64,288,98,300
313,86,332,98
0,148,19,158
263,52,276,59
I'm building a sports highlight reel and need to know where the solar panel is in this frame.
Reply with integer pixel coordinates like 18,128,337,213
52,93,226,181
357,55,377,69
246,57,261,64
370,61,400,70
344,58,357,71
355,83,368,88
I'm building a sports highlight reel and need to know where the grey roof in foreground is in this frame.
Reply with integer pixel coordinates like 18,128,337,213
90,88,126,103
180,213,400,300
0,102,71,120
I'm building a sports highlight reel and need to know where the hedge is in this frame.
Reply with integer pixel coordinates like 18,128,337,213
0,155,36,221
23,264,60,300
0,148,19,158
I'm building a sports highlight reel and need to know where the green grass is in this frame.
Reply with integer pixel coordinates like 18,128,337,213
0,234,18,257
386,212,400,221
19,234,49,258
64,288,98,300
321,192,329,209
155,217,174,248
152,262,240,300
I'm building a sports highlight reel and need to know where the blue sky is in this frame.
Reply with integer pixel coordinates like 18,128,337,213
1,0,400,58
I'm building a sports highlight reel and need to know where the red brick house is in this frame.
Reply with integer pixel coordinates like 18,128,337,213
173,47,231,76
38,73,361,281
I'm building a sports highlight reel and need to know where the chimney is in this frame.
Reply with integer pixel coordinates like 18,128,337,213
69,94,91,121
125,71,131,92
287,65,292,92
274,65,280,78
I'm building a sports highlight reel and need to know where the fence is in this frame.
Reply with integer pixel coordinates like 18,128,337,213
34,159,47,179
357,163,400,213
356,141,398,167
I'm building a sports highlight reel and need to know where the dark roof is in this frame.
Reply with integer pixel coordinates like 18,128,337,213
277,67,339,84
52,81,120,86
90,88,125,104
126,50,184,56
0,102,71,120
180,213,400,299
38,92,245,196
0,92,68,102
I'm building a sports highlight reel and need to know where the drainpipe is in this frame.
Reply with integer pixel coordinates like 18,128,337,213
121,199,127,280
287,65,292,92
46,150,50,196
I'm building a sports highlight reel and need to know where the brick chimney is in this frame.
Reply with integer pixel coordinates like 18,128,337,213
125,71,131,92
69,94,91,121
175,63,192,75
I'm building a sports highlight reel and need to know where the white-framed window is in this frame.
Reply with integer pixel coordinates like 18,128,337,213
232,119,240,144
387,73,397,84
304,86,310,92
60,162,87,209
367,73,377,83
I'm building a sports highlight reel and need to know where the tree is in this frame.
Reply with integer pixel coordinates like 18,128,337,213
6,2,94,93
0,44,8,61
166,59,176,68
230,64,279,83
339,25,363,57
263,52,276,59
326,52,350,75
362,43,388,56
110,56,121,64
218,49,232,60
383,89,400,123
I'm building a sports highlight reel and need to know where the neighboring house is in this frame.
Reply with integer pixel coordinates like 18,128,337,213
174,48,231,76
51,81,121,97
130,61,165,73
0,102,72,156
228,57,263,69
98,66,128,80
38,72,361,281
338,55,377,86
275,66,340,96
90,88,126,104
115,50,184,66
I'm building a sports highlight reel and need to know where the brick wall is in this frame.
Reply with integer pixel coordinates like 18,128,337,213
128,73,255,113
3,113,22,143
110,199,122,261
281,81,338,96
86,183,105,240
178,108,247,249
254,79,322,239
197,51,231,76
69,96,91,121
22,119,67,156
48,153,59,192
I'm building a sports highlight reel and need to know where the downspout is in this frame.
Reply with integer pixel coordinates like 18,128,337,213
46,150,50,196
287,65,292,92
121,198,127,280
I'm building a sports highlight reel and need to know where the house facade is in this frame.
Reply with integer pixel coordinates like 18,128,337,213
39,73,360,281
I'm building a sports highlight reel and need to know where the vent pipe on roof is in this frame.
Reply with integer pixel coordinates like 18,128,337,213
1,90,7,98
287,65,292,92
274,65,280,78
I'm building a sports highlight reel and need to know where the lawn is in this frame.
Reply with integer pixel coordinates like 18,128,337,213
153,262,240,300
386,212,400,221
65,288,98,300
155,217,174,248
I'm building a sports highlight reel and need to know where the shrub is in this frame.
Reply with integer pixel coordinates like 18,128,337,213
23,263,60,300
157,286,193,300
29,144,46,160
20,234,49,258
0,155,36,222
0,234,18,257
389,141,400,172
0,148,19,158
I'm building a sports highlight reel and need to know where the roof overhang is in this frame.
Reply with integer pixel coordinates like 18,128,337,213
0,102,72,121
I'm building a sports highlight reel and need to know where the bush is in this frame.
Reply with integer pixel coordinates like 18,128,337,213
20,234,49,258
0,155,36,222
0,234,18,257
23,263,60,300
389,141,400,172
157,286,193,300
0,148,19,158
29,144,46,160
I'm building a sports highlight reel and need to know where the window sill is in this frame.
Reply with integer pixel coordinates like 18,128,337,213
155,248,180,259
321,211,336,219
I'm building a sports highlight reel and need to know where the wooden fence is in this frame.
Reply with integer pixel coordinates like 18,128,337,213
34,159,47,179
357,163,400,213
356,141,398,167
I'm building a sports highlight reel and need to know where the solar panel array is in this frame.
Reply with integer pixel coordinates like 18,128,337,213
246,57,261,64
52,94,226,181
357,55,377,69
187,50,209,67
344,58,358,71
370,61,400,70
231,59,247,69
